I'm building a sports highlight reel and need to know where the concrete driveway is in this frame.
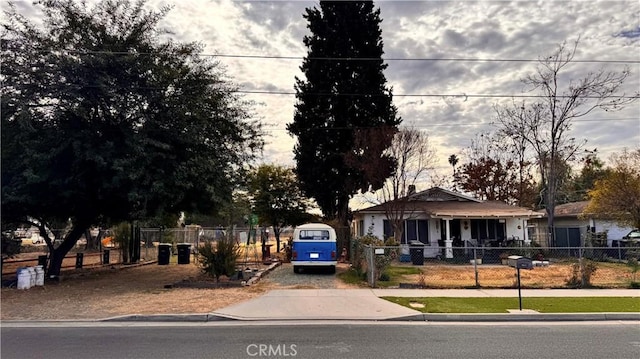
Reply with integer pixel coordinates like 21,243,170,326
211,289,421,320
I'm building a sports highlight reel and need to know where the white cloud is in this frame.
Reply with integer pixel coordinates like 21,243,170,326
5,0,639,176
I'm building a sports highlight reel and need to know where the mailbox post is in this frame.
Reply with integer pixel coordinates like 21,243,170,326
508,255,533,310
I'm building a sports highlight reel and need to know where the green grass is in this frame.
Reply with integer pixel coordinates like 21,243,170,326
337,268,366,285
376,266,423,288
338,266,423,287
382,297,640,313
384,266,422,276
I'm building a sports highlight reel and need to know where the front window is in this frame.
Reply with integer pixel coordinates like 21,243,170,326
299,230,330,240
403,219,429,245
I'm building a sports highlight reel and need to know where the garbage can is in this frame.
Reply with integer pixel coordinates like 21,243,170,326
409,240,424,265
37,255,48,268
75,253,84,269
177,243,191,264
103,249,110,264
158,243,172,265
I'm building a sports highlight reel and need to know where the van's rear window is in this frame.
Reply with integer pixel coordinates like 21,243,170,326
299,230,330,240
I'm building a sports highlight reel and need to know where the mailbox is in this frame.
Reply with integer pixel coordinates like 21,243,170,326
508,255,533,270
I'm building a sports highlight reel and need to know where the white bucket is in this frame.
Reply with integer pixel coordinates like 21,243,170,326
28,267,36,287
17,268,31,290
35,265,45,286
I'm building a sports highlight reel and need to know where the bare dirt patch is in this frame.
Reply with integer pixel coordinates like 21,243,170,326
1,261,360,321
0,263,274,320
399,262,633,288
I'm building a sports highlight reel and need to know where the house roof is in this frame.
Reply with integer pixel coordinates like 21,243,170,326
354,187,542,219
421,201,543,218
552,201,590,217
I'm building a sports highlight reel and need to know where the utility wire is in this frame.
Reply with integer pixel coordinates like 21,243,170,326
236,90,640,99
11,49,640,64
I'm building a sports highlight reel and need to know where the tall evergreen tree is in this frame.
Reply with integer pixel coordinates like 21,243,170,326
288,1,400,231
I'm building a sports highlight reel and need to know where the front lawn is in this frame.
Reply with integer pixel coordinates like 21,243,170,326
382,296,640,313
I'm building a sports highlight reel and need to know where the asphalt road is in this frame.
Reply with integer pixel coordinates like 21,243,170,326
2,322,639,359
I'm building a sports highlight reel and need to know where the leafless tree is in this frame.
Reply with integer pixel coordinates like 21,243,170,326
495,38,637,244
378,127,436,243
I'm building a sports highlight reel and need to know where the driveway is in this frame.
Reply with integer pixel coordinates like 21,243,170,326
259,262,360,289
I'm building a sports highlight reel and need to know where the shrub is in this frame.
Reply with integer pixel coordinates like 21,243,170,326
113,222,132,263
1,231,21,258
626,257,639,283
566,259,598,288
197,238,240,282
351,230,395,284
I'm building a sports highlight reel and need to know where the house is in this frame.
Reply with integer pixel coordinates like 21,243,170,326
351,187,543,258
527,201,634,247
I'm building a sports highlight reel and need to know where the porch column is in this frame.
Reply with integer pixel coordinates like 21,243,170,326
444,219,453,259
523,219,531,245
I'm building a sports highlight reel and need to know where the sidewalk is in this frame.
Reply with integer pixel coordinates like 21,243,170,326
103,288,640,322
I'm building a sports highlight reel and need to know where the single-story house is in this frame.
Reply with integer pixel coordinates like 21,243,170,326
527,201,635,247
351,187,543,258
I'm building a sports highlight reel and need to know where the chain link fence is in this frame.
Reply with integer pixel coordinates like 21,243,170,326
362,244,640,289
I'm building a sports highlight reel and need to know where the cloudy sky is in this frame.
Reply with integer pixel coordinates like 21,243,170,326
6,0,640,181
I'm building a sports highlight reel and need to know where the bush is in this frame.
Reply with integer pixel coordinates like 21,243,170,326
1,232,21,258
197,238,240,282
626,257,639,283
351,230,396,283
113,222,132,263
566,259,598,288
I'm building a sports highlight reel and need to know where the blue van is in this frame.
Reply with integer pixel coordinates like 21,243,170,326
291,223,337,274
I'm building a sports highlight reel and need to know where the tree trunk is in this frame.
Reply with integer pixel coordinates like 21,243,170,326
274,226,281,253
84,229,103,251
47,223,88,277
336,195,351,258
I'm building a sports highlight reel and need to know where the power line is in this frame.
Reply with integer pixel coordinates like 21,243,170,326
11,49,640,64
236,90,639,100
11,82,636,100
261,118,640,131
213,54,640,64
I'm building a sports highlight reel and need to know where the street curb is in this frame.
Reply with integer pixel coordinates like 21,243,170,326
102,312,639,323
102,314,210,322
384,313,640,322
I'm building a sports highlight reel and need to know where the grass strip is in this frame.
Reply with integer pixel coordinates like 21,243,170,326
382,297,640,313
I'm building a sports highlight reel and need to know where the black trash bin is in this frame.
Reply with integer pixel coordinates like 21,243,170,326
177,243,191,264
409,240,425,265
103,250,110,264
158,243,172,265
75,253,84,269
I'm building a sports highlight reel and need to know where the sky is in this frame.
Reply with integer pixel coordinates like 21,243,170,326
5,0,640,193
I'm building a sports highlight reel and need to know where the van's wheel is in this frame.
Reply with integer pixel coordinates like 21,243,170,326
329,265,336,274
293,266,300,274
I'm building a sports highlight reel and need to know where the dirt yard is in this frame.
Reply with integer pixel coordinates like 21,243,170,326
0,261,357,321
1,259,634,321
398,261,635,288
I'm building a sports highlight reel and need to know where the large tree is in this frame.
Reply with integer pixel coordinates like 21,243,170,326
1,0,263,276
494,38,635,245
585,148,640,229
454,133,537,207
565,152,610,202
248,164,313,251
288,1,401,242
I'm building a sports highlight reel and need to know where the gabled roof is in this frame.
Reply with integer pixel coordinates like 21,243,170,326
408,187,482,203
552,201,590,217
535,201,590,218
354,187,542,218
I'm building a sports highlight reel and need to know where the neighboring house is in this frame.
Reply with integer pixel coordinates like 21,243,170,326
528,201,635,247
351,187,543,258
